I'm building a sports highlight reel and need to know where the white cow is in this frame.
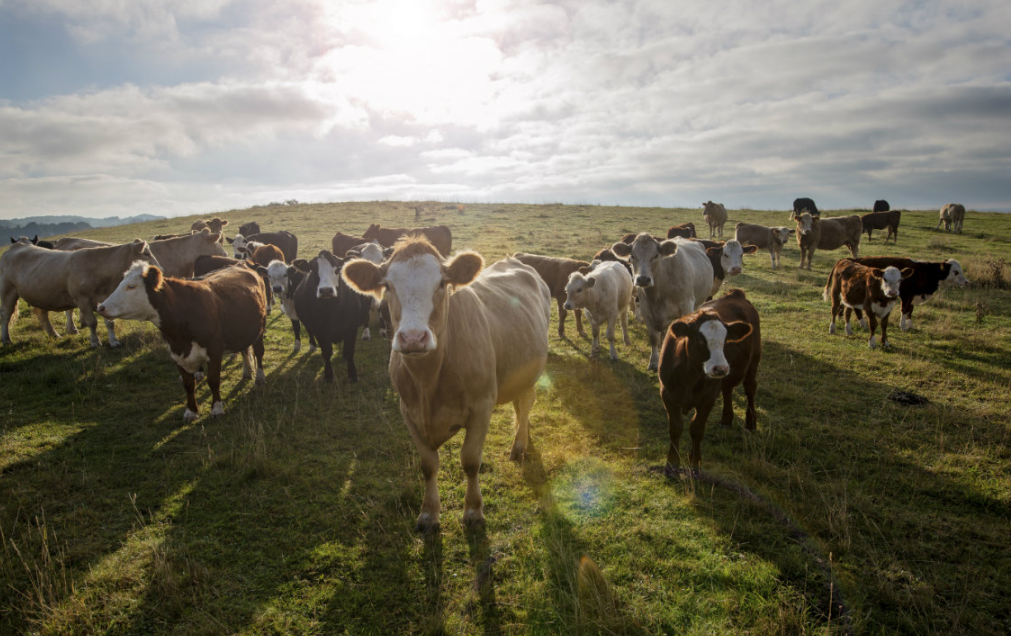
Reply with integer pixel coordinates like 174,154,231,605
563,260,634,360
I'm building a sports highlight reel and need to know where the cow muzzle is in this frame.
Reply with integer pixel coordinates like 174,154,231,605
635,276,653,288
563,301,574,311
395,328,433,354
317,286,337,299
272,285,284,294
705,364,730,379
728,267,742,276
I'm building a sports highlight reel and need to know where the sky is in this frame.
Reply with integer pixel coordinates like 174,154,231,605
1,0,1010,220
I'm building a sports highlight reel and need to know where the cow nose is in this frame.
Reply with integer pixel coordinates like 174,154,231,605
97,304,107,316
635,276,652,287
728,267,742,276
563,302,573,311
272,285,283,294
317,286,336,298
708,364,729,378
397,329,430,352
887,290,899,297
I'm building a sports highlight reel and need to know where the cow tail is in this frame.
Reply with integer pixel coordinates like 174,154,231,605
822,270,834,302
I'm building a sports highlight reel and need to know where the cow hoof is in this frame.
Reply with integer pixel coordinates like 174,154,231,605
308,345,317,354
183,408,199,423
255,369,266,385
509,444,527,462
210,401,225,417
720,420,733,428
462,510,486,530
241,372,252,383
292,342,301,353
194,371,205,382
415,514,440,534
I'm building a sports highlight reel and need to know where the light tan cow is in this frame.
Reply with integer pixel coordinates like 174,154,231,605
53,237,113,250
190,217,229,239
702,201,728,238
148,229,228,278
734,222,795,269
795,213,861,269
342,237,550,532
1,240,160,346
935,203,965,233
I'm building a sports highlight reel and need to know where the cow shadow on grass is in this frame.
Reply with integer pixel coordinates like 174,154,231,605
646,339,1011,633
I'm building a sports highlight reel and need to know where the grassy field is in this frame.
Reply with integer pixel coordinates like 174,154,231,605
1,201,1009,635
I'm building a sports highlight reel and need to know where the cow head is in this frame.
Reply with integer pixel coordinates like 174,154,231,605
342,237,482,355
227,233,250,258
97,261,163,324
873,266,914,298
708,239,757,276
563,271,596,311
772,227,795,245
943,259,968,286
796,212,818,237
294,250,345,299
611,233,678,288
671,311,753,379
362,224,382,241
266,259,291,297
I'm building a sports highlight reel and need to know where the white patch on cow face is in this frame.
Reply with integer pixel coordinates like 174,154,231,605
878,266,903,299
721,240,745,276
772,227,792,245
359,242,385,264
171,341,209,375
796,213,814,236
563,273,588,311
387,254,442,354
231,234,248,258
629,238,661,288
266,260,289,296
945,259,968,286
97,262,160,326
315,255,342,299
698,320,730,379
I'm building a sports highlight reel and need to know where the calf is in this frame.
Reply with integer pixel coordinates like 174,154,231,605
658,289,761,471
792,197,819,220
191,217,229,239
514,252,590,338
853,256,968,330
98,262,267,421
345,241,389,340
666,222,697,239
362,224,453,257
734,222,794,269
1,240,159,347
292,250,372,382
228,231,298,262
265,260,317,353
935,203,966,233
861,210,901,243
823,259,913,349
611,235,714,371
702,201,728,238
795,212,861,269
249,243,285,267
563,261,633,360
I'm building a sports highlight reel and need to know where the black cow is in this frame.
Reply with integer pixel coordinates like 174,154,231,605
265,260,317,353
792,197,819,219
292,250,372,382
860,210,902,243
873,200,890,213
238,221,261,237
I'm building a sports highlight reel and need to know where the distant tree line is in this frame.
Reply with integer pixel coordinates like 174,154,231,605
1,221,93,245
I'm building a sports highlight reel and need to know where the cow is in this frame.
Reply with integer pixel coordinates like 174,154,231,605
193,254,243,277
52,237,112,250
227,231,298,263
191,217,229,237
873,200,890,213
563,261,633,360
666,222,697,239
9,235,55,249
689,238,757,298
935,203,966,233
852,256,968,331
610,234,715,371
341,236,551,532
1,240,159,347
331,231,368,258
248,243,285,268
734,222,794,269
658,289,761,471
152,233,192,241
265,260,317,353
362,224,453,257
344,241,389,340
701,201,728,238
795,212,861,269
861,210,901,243
292,250,372,382
823,259,913,349
792,197,819,220
97,261,268,422
149,229,228,278
513,252,591,338
238,221,261,237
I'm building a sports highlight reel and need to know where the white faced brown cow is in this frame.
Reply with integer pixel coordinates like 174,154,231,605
823,259,913,349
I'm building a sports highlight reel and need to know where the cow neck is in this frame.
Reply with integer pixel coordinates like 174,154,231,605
669,335,709,404
145,279,185,337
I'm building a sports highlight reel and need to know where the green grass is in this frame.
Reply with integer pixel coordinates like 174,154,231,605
2,202,1009,635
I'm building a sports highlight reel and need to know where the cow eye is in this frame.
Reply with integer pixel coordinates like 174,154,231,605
126,284,136,290
439,280,446,290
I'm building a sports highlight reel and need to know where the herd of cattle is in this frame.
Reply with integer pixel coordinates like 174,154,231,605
0,200,971,530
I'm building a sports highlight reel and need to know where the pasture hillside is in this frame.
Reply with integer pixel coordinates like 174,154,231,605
2,202,1009,635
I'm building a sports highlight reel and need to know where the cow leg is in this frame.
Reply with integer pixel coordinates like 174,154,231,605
318,340,335,382
510,387,535,461
829,297,840,335
361,325,371,341
78,305,101,347
604,316,617,360
847,242,859,259
688,401,716,470
743,365,759,431
719,383,735,427
240,347,255,381
590,318,601,355
620,307,631,346
65,310,78,334
207,356,225,416
844,308,854,336
880,313,891,348
0,293,18,345
32,308,60,338
461,417,491,528
178,365,200,422
342,333,359,383
104,319,120,348
308,332,318,353
855,308,868,330
409,429,441,532
866,313,879,349
556,298,567,338
253,336,266,384
647,327,662,372
661,388,685,470
574,308,584,337
290,318,302,352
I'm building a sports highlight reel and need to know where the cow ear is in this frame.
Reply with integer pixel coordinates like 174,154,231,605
671,322,691,339
577,265,594,275
445,252,483,288
901,267,915,279
724,321,753,343
226,237,235,244
705,246,722,258
9,237,14,244
659,240,679,256
871,268,885,278
292,258,311,273
133,240,149,253
342,259,385,298
610,242,631,257
584,277,596,289
788,229,796,235
743,244,759,254
220,219,229,226
144,265,164,291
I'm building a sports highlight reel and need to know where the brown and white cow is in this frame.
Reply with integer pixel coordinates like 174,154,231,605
658,289,761,471
611,235,715,371
342,237,550,532
228,231,298,263
331,231,368,257
823,259,913,349
702,201,728,238
563,260,634,360
265,259,316,353
97,261,268,422
689,238,758,298
190,217,229,238
861,210,901,243
935,203,965,233
148,229,228,278
666,222,697,239
734,222,794,269
853,256,968,331
795,212,861,269
1,240,160,346
513,252,591,338
362,224,453,257
248,243,285,268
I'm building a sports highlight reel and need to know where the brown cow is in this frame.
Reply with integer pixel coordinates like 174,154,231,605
658,289,761,471
331,231,368,257
702,201,728,238
853,256,968,331
191,217,229,239
362,224,453,257
823,258,913,349
342,237,550,532
861,210,901,243
935,203,965,233
666,222,697,239
734,222,794,269
248,243,285,267
98,261,268,422
513,252,590,338
795,212,861,269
